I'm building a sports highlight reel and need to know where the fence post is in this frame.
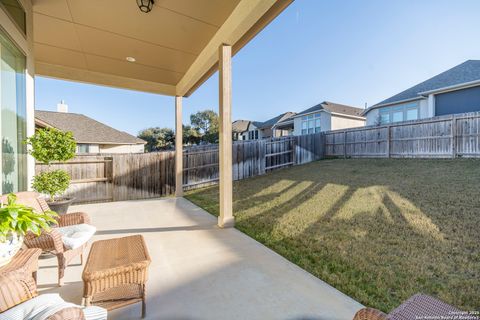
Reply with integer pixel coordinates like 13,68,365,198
451,115,457,158
386,126,391,158
343,131,347,159
292,136,297,165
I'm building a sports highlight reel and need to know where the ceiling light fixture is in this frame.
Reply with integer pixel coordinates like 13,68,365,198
137,0,154,13
126,56,136,62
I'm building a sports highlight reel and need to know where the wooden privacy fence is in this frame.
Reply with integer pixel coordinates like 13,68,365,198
36,134,325,203
325,112,480,158
34,112,480,204
182,133,325,188
36,152,175,204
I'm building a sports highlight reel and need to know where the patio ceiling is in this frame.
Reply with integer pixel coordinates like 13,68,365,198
32,0,292,96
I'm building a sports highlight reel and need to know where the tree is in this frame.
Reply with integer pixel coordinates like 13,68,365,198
190,110,219,143
138,127,175,151
183,125,201,145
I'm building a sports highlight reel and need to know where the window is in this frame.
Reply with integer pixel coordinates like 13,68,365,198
406,108,418,121
379,102,419,124
248,130,259,140
0,28,27,193
0,0,26,34
77,144,90,153
301,113,321,134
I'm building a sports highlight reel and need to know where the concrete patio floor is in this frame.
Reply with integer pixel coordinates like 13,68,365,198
37,197,363,320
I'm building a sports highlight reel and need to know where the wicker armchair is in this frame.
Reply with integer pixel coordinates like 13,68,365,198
7,191,93,286
0,271,90,319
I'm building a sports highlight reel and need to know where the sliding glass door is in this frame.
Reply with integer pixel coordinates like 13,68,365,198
0,28,27,194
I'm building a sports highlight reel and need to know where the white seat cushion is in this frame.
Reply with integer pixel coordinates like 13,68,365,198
0,293,107,320
57,223,96,250
0,293,65,320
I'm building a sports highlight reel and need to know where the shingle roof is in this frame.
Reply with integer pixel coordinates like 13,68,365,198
373,60,480,107
257,112,296,129
232,120,250,133
295,101,364,117
35,110,146,145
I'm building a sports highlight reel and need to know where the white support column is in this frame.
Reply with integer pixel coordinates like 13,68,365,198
175,96,183,197
218,44,234,228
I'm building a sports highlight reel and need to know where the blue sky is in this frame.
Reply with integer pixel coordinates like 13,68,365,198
35,0,480,136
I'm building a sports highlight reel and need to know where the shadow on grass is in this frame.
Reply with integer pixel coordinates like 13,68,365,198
185,158,480,312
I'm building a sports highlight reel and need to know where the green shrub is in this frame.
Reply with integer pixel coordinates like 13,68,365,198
0,193,58,242
25,128,76,202
25,127,76,164
32,170,70,202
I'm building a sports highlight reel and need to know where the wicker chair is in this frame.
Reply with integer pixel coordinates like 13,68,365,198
5,191,93,286
0,271,99,319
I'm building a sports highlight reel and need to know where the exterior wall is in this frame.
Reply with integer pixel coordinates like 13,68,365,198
99,144,145,153
365,108,379,126
0,0,35,190
260,128,272,139
330,114,365,130
292,111,330,136
320,112,332,131
293,117,302,136
419,98,430,118
435,85,480,116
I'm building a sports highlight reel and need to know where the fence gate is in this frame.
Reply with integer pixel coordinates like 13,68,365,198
265,137,295,171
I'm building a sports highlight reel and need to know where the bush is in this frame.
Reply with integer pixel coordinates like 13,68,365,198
32,170,70,202
26,127,76,164
25,128,76,202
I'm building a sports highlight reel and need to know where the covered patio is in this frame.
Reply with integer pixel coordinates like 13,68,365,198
36,198,362,319
29,0,295,228
4,0,364,318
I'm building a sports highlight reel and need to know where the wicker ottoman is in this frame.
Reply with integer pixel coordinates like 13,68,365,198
82,235,151,318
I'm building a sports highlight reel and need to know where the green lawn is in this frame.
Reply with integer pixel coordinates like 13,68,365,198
185,159,480,312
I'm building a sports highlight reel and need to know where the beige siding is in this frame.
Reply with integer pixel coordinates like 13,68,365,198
331,114,365,130
99,144,145,153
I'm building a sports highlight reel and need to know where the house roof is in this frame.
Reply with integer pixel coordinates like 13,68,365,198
295,101,364,118
256,112,296,129
232,120,250,133
371,60,480,109
35,110,146,145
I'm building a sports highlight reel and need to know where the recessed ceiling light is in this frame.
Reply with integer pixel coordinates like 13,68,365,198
126,56,136,62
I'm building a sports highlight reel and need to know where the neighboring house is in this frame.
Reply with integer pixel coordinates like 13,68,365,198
35,102,146,154
232,120,250,141
240,112,296,140
364,60,480,125
292,101,365,135
258,112,296,138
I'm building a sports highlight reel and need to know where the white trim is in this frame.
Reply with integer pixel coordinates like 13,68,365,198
330,112,365,120
294,109,365,121
292,109,329,118
418,79,480,96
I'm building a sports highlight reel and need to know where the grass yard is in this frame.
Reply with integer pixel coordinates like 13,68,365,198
185,159,480,312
